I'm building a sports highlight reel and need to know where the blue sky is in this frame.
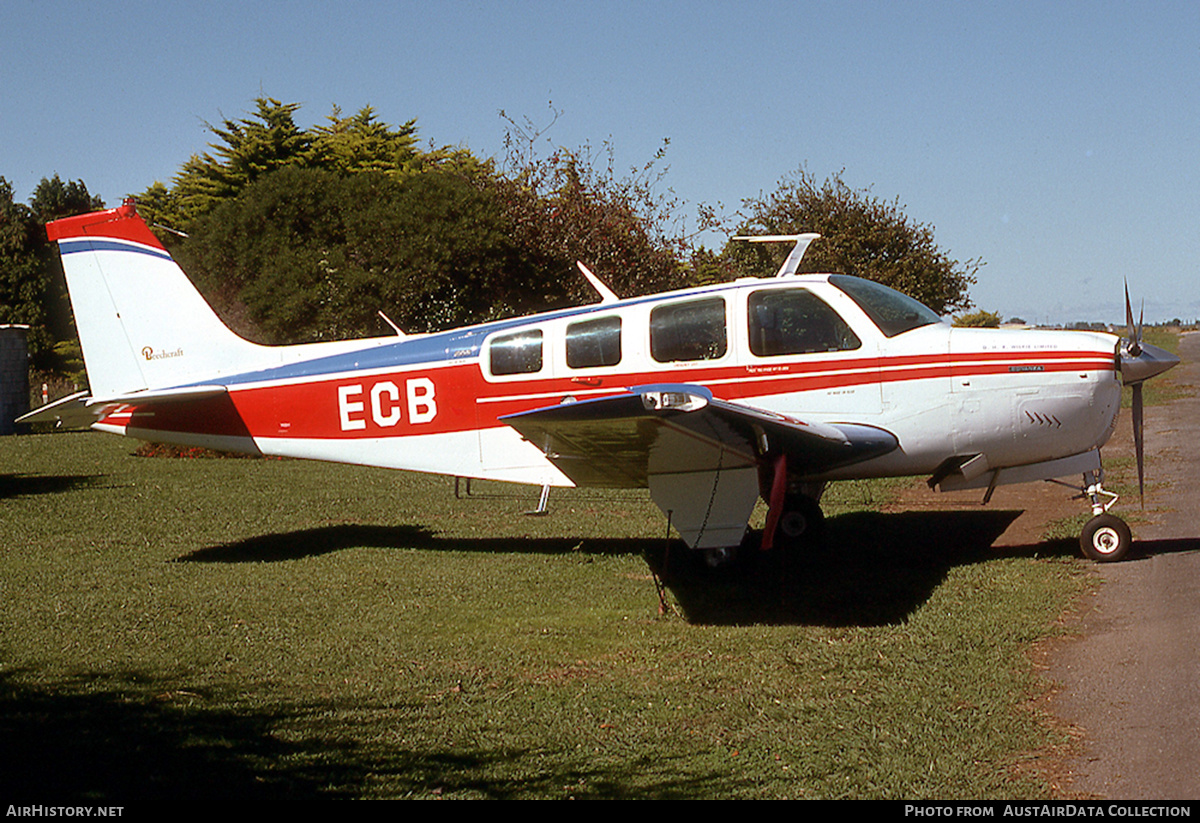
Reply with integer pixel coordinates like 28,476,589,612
3,0,1197,323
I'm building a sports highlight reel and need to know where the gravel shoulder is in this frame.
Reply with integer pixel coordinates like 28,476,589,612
1048,332,1200,800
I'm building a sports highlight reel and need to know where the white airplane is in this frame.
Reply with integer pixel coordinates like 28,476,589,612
20,201,1179,564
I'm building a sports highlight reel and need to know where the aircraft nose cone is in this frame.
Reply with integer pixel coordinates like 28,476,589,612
1121,341,1180,383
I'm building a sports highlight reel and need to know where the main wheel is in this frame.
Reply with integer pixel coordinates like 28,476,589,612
774,494,825,550
704,545,739,568
1080,514,1133,562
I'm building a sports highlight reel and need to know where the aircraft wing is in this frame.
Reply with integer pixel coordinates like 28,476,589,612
501,383,898,489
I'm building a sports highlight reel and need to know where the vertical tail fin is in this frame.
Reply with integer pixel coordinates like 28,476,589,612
47,200,265,397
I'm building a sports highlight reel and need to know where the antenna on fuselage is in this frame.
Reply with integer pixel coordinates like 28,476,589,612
576,261,621,304
377,310,406,337
732,233,821,277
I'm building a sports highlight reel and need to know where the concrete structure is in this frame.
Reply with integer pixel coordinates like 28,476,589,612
0,325,30,435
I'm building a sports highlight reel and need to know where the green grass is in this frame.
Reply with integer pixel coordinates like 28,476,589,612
1140,327,1181,355
1,433,1092,799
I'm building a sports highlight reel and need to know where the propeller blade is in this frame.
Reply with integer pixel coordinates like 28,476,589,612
1118,283,1178,509
1132,382,1145,506
1139,299,1145,350
1124,281,1142,357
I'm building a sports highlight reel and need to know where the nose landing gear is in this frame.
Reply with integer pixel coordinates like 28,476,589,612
1055,468,1133,562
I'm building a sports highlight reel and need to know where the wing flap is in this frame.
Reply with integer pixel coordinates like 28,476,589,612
503,391,749,487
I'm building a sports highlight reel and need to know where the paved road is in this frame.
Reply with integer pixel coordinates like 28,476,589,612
1051,332,1200,799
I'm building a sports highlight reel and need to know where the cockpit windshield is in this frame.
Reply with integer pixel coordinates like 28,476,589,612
829,275,942,337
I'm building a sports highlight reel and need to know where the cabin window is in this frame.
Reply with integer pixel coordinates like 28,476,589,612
489,329,543,375
748,289,861,356
566,316,621,369
650,297,727,363
829,274,940,337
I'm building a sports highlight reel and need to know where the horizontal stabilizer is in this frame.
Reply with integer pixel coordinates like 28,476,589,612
93,384,228,406
17,385,229,429
15,391,95,428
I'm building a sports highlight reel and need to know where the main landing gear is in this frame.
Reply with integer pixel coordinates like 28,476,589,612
702,489,826,569
701,485,826,569
773,492,825,551
755,454,826,555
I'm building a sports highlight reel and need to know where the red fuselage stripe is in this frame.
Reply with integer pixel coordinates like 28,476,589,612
103,350,1116,440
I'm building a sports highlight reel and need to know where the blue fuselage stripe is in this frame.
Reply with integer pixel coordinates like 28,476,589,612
213,283,746,387
59,238,175,262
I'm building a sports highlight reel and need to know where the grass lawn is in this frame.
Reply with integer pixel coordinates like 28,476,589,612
0,431,1092,799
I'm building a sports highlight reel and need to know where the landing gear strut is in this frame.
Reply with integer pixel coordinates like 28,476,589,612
760,451,826,552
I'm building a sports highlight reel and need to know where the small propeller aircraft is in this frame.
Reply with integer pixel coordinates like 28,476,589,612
21,200,1179,563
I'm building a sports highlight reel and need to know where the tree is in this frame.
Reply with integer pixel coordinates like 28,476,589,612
131,97,539,342
311,105,420,176
492,112,715,306
493,148,683,303
953,309,1002,327
168,98,314,225
176,166,527,342
0,177,47,353
139,98,489,235
726,169,978,315
0,175,103,368
29,174,104,223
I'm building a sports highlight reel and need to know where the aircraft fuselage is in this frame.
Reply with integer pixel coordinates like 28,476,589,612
95,275,1122,490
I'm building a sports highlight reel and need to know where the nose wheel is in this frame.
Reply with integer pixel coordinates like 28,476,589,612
1080,513,1132,562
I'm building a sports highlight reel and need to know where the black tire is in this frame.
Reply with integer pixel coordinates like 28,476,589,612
698,530,763,574
774,494,825,550
703,545,740,569
1080,513,1133,562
